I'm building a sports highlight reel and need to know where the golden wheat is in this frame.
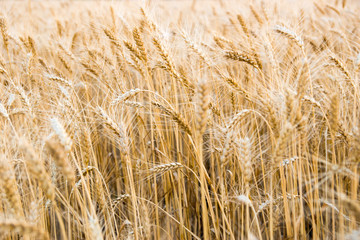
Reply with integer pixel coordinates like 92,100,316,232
0,1,359,239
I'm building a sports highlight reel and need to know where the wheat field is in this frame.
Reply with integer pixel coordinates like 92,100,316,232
0,0,359,239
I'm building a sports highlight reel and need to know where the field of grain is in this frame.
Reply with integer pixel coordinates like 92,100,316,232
0,0,359,239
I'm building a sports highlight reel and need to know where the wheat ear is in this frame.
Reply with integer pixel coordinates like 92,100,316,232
196,80,211,135
329,55,351,79
236,137,252,191
220,110,251,164
46,74,72,88
112,89,141,105
46,140,76,184
225,51,259,69
149,162,183,174
0,17,9,52
151,101,192,135
328,93,339,135
274,25,304,49
96,107,129,154
0,218,49,240
133,27,148,63
0,102,9,119
50,118,72,152
274,122,293,165
19,140,55,201
0,157,23,215
103,28,122,50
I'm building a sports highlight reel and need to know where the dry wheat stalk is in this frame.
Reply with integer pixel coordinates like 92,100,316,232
81,61,100,77
71,31,80,52
140,7,158,32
